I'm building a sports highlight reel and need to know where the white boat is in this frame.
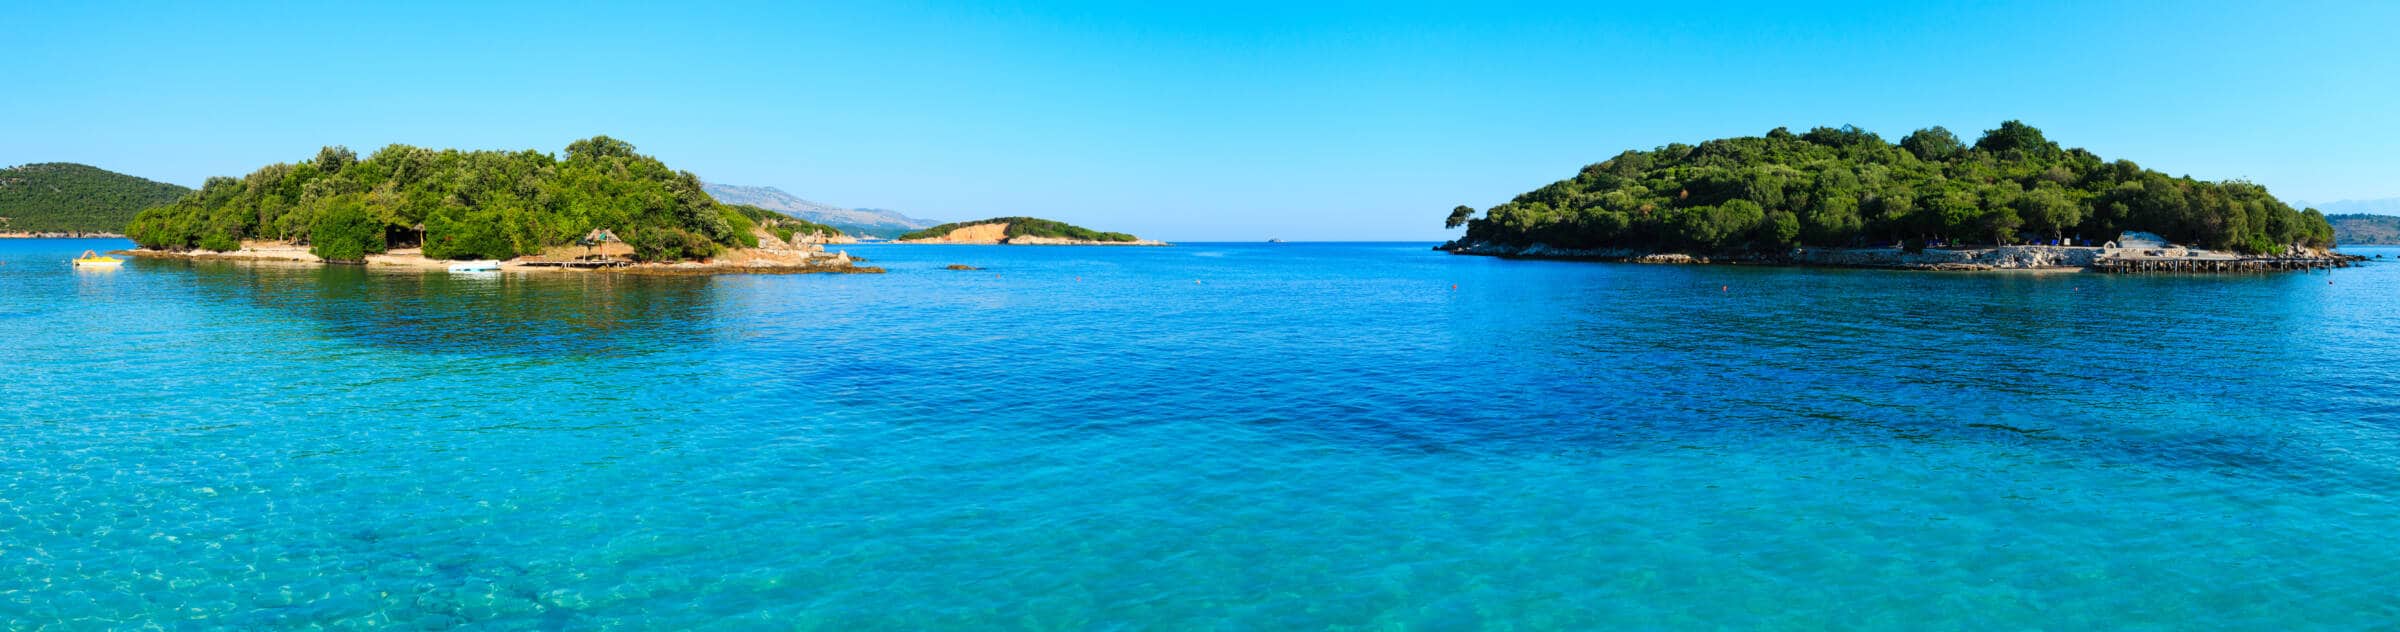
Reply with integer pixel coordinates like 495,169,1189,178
73,250,124,268
447,260,501,273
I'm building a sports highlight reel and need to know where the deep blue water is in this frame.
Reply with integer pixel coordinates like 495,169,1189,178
4,238,2399,628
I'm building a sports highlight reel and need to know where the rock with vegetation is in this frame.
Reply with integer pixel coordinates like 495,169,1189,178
2328,214,2400,245
126,137,786,262
944,264,982,270
896,217,1161,245
725,203,845,245
1444,121,2336,257
0,163,191,234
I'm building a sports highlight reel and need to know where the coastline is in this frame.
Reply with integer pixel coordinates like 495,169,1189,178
1438,240,2362,273
890,237,1171,246
1,231,125,239
114,241,884,275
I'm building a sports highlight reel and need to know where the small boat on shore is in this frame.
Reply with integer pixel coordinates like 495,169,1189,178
72,250,123,268
447,260,501,273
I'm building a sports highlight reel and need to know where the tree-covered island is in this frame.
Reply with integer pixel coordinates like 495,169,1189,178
0,163,191,234
125,136,865,272
895,216,1161,245
1443,122,2338,269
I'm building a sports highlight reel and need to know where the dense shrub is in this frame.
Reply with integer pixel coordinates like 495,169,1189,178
198,232,241,253
308,199,386,262
627,226,719,262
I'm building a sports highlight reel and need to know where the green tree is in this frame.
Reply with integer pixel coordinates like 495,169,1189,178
1900,127,1963,161
1761,210,1801,249
1973,120,2057,157
2016,184,2080,243
309,197,385,262
1445,205,1476,229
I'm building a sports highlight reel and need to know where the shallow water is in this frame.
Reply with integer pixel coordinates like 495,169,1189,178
4,238,2398,628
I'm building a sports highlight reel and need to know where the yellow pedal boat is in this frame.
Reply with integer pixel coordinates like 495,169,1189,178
73,249,124,268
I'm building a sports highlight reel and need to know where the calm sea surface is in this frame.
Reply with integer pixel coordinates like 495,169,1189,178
3,238,2398,628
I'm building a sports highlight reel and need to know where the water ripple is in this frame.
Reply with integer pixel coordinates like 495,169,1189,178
3,239,2399,627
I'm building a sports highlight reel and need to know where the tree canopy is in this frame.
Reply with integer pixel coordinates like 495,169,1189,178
126,136,771,261
1450,121,2335,255
0,163,191,233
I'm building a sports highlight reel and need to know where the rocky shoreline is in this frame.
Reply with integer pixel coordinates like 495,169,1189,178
114,229,885,275
1438,239,2361,272
1,231,125,239
893,234,1169,246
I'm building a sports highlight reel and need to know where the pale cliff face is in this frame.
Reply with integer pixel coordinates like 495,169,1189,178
898,222,1011,244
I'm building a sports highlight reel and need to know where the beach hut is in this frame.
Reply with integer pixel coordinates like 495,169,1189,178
579,228,622,261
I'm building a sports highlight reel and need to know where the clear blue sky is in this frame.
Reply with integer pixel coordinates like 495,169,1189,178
5,1,2396,240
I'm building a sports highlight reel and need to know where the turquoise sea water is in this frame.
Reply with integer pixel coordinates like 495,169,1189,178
4,238,2398,629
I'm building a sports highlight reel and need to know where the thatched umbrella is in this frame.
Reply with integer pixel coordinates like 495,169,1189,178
579,228,621,261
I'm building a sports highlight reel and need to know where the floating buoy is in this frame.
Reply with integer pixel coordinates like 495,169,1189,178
1451,284,1457,290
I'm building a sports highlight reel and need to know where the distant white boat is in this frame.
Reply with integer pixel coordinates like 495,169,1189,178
447,260,501,273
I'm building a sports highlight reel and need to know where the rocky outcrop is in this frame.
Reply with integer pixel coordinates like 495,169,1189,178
1002,235,1169,246
1440,239,2369,272
1440,240,2107,270
1795,246,2103,269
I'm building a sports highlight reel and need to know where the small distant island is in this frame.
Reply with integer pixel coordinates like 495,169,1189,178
0,162,191,236
121,137,877,274
895,217,1165,245
1441,121,2349,272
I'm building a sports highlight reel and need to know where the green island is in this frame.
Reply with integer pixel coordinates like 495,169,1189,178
895,216,1161,245
0,163,191,235
121,137,874,273
2328,214,2400,245
1443,122,2349,272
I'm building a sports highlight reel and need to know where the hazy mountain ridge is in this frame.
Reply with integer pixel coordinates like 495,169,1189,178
702,183,938,237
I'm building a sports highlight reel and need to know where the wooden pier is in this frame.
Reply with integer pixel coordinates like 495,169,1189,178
517,260,630,269
2097,255,2352,274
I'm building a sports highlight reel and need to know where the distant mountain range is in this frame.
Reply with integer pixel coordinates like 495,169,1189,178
701,183,938,238
2294,198,2400,214
0,163,191,233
